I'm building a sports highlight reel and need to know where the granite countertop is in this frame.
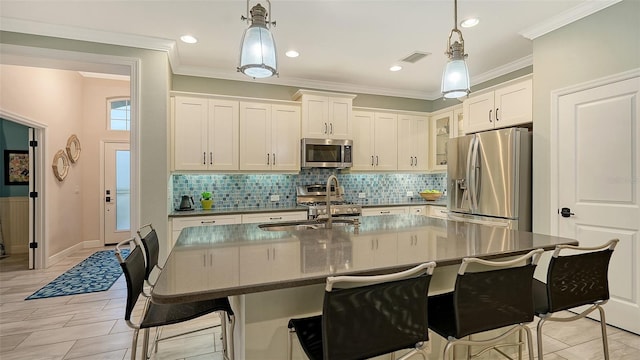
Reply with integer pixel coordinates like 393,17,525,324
169,199,447,217
152,214,577,304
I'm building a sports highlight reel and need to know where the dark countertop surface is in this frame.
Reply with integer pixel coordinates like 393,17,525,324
152,214,577,304
168,199,447,217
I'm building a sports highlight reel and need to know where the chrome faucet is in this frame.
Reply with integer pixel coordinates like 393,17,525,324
326,175,339,229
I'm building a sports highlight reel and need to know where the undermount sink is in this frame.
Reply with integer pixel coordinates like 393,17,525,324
258,218,358,232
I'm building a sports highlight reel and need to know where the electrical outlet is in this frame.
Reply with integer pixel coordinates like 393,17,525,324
358,192,366,198
270,195,280,202
406,191,414,197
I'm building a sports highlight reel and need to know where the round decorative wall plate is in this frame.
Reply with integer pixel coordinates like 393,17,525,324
52,150,70,181
66,134,81,163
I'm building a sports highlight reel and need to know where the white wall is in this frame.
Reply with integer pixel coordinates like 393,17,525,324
0,64,85,255
532,0,640,234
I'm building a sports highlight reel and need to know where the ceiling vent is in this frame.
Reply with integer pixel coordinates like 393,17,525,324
400,51,431,64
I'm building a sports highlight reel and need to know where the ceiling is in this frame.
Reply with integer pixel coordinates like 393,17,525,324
0,0,621,100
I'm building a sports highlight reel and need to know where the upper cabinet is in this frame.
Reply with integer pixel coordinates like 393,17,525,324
429,109,454,171
352,110,398,171
397,114,429,171
239,102,301,171
463,78,532,134
293,89,357,139
173,96,239,171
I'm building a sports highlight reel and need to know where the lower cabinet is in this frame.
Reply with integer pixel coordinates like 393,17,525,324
172,246,239,293
241,211,307,224
361,206,409,216
239,241,301,285
397,231,434,264
410,205,427,215
171,215,242,245
426,205,448,219
351,233,398,269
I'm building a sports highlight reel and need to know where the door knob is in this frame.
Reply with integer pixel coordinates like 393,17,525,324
560,207,575,218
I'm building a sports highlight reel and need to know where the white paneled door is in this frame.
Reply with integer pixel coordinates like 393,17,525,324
554,73,640,333
104,142,131,245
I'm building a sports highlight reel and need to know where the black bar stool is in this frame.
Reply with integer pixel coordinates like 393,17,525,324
288,262,436,360
428,249,544,360
533,239,618,360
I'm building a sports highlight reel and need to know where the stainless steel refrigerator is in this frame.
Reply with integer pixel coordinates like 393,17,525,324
447,127,532,230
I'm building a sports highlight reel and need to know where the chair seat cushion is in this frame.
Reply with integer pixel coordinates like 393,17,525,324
427,292,456,339
533,279,550,315
141,297,233,329
288,315,323,360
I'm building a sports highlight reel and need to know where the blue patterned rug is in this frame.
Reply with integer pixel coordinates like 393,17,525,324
26,249,129,300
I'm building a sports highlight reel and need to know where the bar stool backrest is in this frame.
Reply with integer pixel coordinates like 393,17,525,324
454,264,536,338
321,264,433,360
546,247,615,313
138,225,160,281
116,241,146,322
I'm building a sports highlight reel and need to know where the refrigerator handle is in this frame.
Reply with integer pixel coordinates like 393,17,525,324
469,135,480,212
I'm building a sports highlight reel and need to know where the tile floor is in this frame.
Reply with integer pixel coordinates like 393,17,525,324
1,248,639,360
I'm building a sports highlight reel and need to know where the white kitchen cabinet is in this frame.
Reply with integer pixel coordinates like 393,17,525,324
173,97,239,171
239,241,300,285
171,215,242,247
426,205,448,219
293,89,357,139
241,211,307,224
351,233,398,269
239,102,300,171
430,109,454,171
463,78,532,134
397,114,429,171
397,231,434,264
352,110,398,171
361,206,409,217
172,246,239,293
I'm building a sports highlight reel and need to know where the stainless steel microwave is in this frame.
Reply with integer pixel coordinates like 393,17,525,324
301,138,353,168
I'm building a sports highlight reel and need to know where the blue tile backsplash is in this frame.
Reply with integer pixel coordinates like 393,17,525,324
171,169,447,210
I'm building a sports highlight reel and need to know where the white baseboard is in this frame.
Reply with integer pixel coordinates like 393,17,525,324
83,239,102,248
48,242,85,267
46,239,103,266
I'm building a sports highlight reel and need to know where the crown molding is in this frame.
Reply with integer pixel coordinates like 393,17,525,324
471,55,533,86
0,17,175,52
519,0,622,40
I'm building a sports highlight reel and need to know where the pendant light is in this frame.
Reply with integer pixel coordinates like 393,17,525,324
441,0,470,98
238,0,278,79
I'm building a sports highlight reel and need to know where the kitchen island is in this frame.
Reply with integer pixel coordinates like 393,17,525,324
152,215,577,359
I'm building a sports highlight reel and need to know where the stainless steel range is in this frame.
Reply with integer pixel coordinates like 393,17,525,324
296,185,362,219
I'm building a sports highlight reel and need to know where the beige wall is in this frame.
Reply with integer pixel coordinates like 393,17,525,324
0,31,171,263
81,77,130,243
532,0,640,234
0,64,84,255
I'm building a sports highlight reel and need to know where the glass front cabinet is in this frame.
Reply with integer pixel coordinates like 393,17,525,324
430,106,463,171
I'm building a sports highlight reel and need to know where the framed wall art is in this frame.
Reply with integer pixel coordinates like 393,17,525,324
4,150,29,185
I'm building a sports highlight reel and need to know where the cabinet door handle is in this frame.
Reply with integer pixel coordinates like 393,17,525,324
376,238,379,250
210,152,213,165
371,239,374,250
495,108,499,121
203,152,206,165
272,248,276,260
489,109,493,123
415,157,418,166
410,156,414,166
210,253,213,266
324,122,328,134
270,216,283,220
376,155,379,166
267,248,270,260
267,153,270,165
273,153,276,166
203,254,206,267
380,211,390,214
329,122,333,134
371,156,374,166
201,220,216,224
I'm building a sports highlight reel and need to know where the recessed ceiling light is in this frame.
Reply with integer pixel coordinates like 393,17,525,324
460,18,479,28
180,35,198,44
285,50,299,58
389,65,402,72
